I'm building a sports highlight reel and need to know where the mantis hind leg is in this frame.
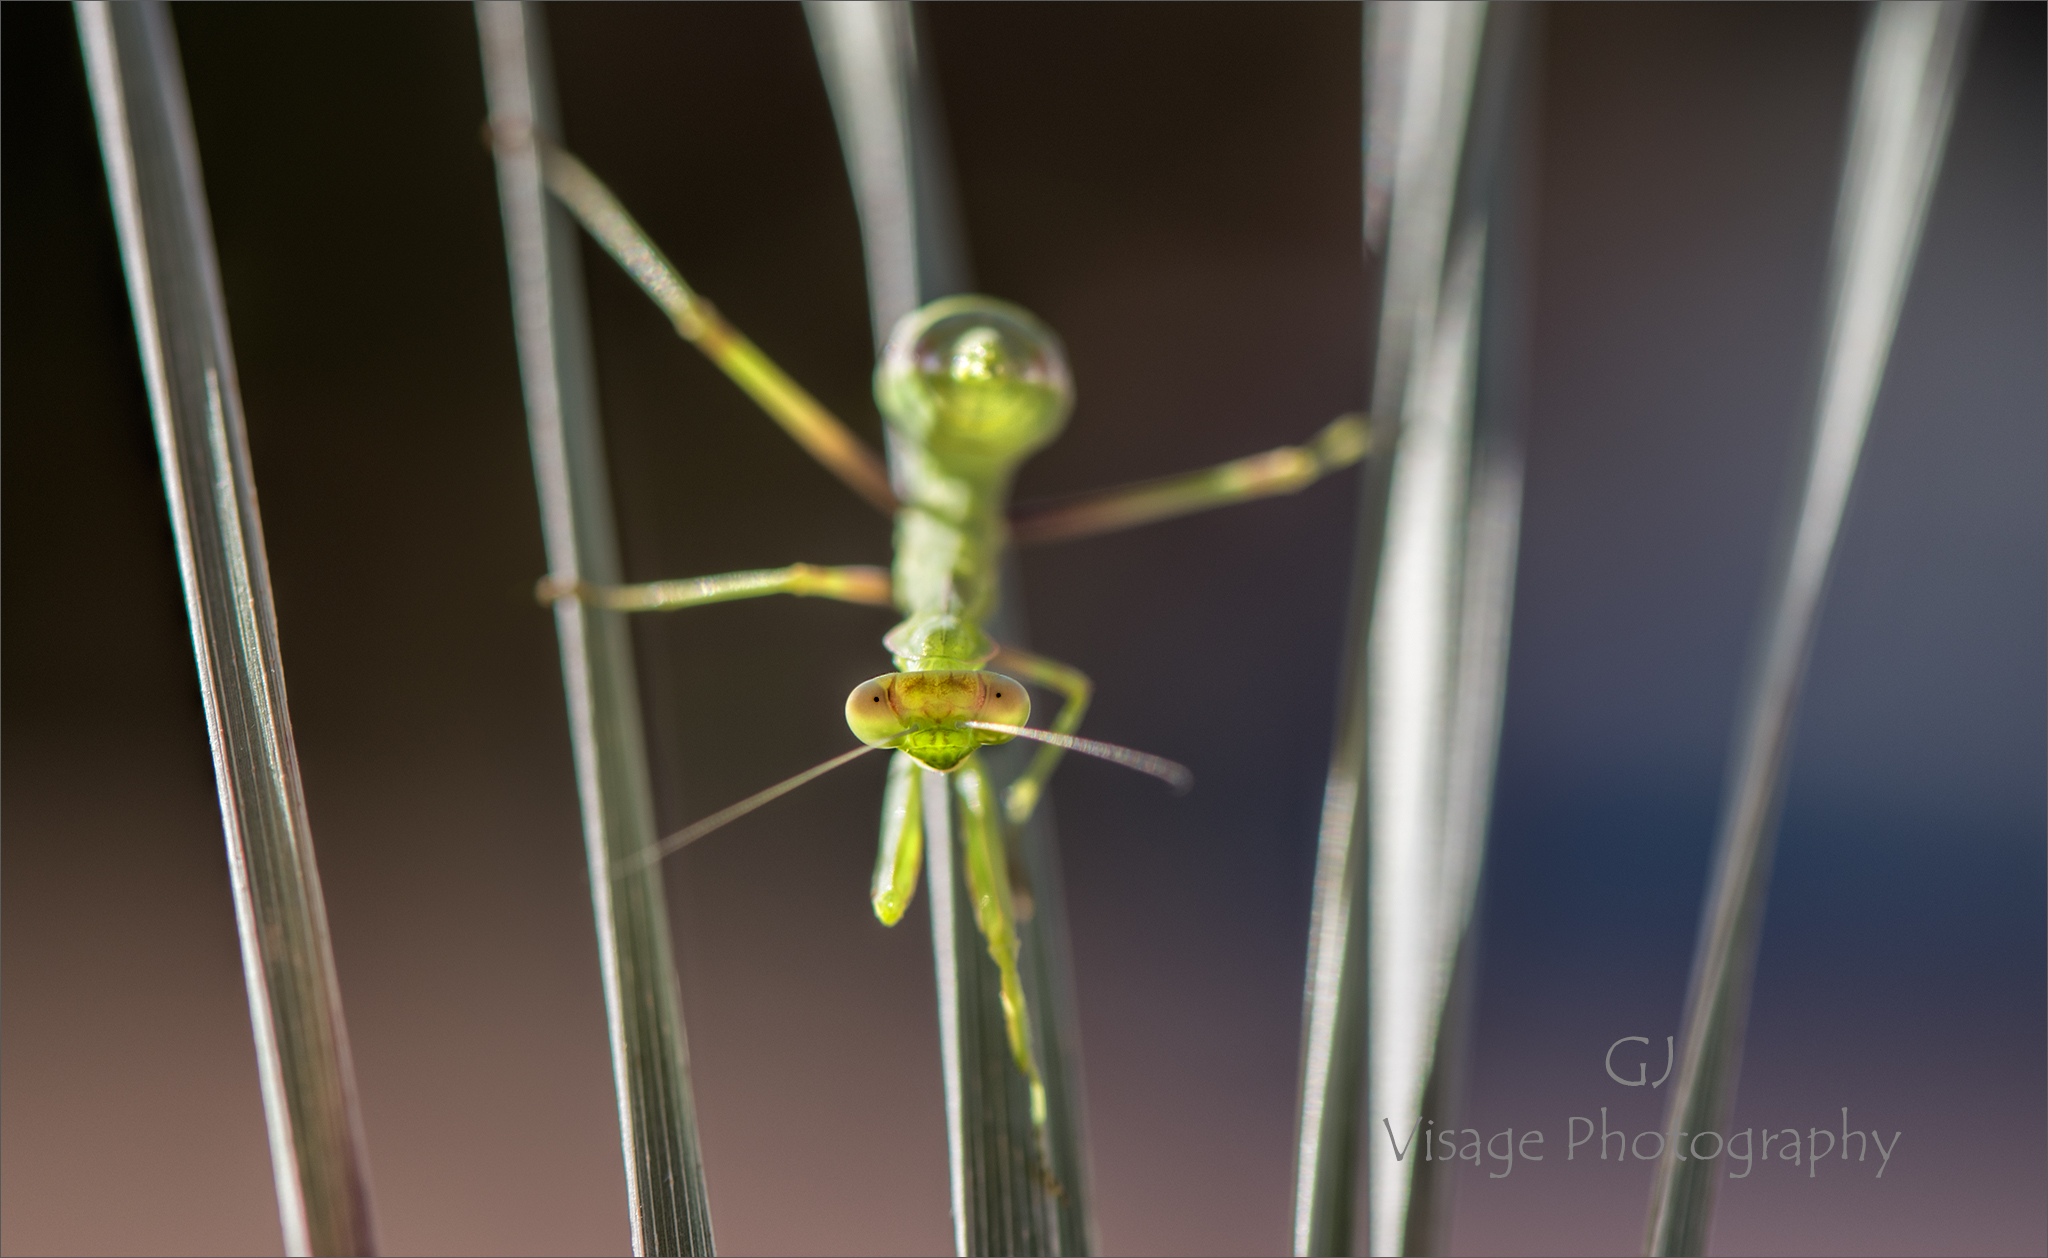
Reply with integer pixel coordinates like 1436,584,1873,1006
953,757,1049,1135
1008,412,1370,544
532,143,899,516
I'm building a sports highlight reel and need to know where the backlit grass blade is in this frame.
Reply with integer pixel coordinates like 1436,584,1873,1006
1396,11,1538,1251
476,4,716,1253
805,0,969,345
807,4,1094,1252
1643,5,1976,1254
73,4,378,1253
1293,4,1531,1253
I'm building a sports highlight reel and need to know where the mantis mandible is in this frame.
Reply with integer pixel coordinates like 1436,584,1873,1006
528,140,1368,1146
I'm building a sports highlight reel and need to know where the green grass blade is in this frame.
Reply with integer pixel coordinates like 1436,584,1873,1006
805,0,970,341
808,4,1093,1253
1642,6,1977,1254
72,4,379,1253
476,5,716,1253
1293,4,1531,1253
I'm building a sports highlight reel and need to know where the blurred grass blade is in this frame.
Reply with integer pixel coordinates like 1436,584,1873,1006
476,4,716,1253
805,0,969,339
1294,3,1533,1253
74,4,378,1254
1401,9,1538,1251
808,4,1094,1253
1643,5,1975,1254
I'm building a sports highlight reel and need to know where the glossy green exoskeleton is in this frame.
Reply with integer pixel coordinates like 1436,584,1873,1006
532,141,1368,1147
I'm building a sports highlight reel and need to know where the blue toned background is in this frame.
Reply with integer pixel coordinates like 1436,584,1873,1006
3,5,2039,1256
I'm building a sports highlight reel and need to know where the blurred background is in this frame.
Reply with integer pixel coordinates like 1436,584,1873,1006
3,4,2040,1255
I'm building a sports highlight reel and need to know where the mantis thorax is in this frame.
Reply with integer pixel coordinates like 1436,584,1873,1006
884,613,994,672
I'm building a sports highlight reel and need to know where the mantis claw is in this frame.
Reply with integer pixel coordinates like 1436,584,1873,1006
534,573,583,604
1003,778,1041,827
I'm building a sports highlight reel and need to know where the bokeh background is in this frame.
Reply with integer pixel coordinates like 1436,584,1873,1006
3,4,2040,1256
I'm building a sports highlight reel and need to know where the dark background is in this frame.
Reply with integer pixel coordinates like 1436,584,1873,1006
3,4,2040,1256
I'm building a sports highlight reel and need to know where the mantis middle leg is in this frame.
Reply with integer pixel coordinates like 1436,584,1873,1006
538,563,893,612
990,645,1092,827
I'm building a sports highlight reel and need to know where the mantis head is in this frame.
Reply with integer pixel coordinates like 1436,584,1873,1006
876,296,1072,471
845,669,1031,772
629,670,1187,870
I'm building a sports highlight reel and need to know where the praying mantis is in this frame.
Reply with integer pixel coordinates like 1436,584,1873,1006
525,138,1369,1153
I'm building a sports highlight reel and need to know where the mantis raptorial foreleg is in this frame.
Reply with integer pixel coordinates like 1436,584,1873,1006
990,645,1093,826
954,756,1048,1132
538,563,893,611
532,141,900,516
871,751,924,925
1007,411,1371,544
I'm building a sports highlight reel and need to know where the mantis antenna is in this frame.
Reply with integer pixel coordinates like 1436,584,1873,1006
966,722,1193,793
620,744,881,875
618,723,1191,878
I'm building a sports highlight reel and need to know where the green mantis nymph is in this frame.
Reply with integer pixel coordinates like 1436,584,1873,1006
530,141,1368,1143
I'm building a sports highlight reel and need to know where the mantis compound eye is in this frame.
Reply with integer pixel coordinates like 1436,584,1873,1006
975,672,1031,740
846,676,908,747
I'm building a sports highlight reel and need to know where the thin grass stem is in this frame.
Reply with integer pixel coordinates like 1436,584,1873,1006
476,4,716,1253
1293,4,1531,1253
1642,6,1977,1254
807,4,1094,1252
73,5,378,1253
